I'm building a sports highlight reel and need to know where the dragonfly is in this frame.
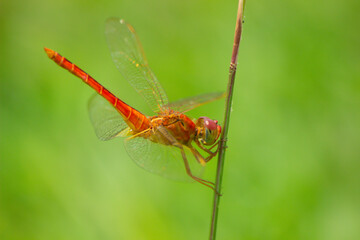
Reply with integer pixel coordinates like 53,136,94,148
44,18,224,192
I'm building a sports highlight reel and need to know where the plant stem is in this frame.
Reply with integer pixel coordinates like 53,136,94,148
209,0,245,239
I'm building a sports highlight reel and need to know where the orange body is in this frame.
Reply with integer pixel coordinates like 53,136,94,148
45,48,150,133
148,113,196,146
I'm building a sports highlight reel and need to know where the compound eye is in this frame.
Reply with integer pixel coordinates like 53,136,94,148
200,117,217,131
197,117,221,145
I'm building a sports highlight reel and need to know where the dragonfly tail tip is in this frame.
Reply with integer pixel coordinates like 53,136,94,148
44,47,55,59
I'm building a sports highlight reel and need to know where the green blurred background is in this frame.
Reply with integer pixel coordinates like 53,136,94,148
1,0,359,239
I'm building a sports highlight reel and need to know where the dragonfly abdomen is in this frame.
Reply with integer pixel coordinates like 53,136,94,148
44,48,150,133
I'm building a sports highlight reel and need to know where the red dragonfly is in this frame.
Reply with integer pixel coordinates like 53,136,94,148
44,18,224,191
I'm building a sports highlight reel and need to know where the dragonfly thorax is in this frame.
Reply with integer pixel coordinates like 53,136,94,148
149,113,197,145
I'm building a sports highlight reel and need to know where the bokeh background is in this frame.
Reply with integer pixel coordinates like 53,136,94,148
1,0,359,239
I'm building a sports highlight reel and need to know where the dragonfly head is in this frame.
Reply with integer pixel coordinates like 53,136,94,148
195,117,221,145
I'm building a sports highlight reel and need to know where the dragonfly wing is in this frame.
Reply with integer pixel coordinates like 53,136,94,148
88,94,130,141
124,128,204,181
165,92,225,113
105,18,168,113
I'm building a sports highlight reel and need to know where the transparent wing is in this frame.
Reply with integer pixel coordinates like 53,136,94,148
88,94,129,141
124,129,204,181
165,92,225,113
105,18,168,113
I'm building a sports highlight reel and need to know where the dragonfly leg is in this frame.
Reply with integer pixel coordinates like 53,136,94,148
187,144,206,166
204,152,217,163
209,141,220,151
156,126,218,193
195,139,220,163
178,146,221,195
205,141,221,162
